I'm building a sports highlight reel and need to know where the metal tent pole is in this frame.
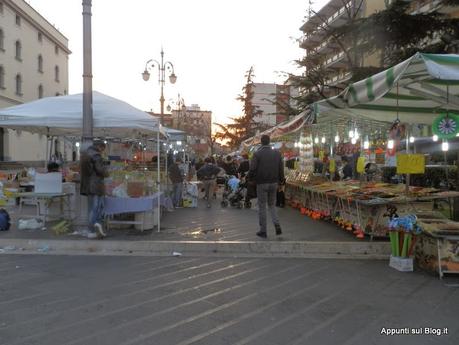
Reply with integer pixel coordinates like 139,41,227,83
157,129,161,232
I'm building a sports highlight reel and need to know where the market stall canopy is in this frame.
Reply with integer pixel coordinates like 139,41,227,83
0,91,163,138
241,111,311,149
312,53,459,125
163,127,186,142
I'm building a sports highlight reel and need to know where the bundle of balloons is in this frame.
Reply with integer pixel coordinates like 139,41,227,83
388,214,422,258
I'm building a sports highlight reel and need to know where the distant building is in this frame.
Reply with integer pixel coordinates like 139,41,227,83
148,111,173,128
171,104,212,156
249,82,299,127
0,0,71,162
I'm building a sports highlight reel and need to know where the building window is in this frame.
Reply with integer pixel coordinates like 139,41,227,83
38,55,43,73
15,74,22,96
55,45,59,55
0,66,5,89
38,32,42,42
38,84,43,99
15,40,21,61
0,29,4,51
54,65,60,82
15,14,21,26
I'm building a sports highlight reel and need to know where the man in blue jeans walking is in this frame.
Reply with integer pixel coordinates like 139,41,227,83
80,141,109,239
249,134,285,238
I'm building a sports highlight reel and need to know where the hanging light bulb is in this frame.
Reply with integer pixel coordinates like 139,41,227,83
321,136,326,144
409,136,415,143
433,134,439,142
294,142,298,148
363,136,370,149
442,141,449,152
387,139,394,149
351,137,357,145
349,129,354,138
314,137,319,144
334,134,340,143
354,128,359,140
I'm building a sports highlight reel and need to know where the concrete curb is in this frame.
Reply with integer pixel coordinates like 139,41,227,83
0,238,391,259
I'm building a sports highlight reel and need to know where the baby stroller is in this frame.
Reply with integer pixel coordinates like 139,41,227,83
221,175,246,209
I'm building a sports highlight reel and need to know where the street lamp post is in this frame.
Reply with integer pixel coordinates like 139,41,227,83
142,49,177,116
142,49,177,232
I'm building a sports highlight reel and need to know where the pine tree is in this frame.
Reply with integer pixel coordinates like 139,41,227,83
215,67,266,149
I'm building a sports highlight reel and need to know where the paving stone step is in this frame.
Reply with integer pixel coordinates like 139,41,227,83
0,238,391,259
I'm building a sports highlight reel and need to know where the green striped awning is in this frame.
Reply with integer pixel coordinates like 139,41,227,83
312,53,459,125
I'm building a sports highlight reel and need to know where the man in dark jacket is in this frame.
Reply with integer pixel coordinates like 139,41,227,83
249,135,285,238
197,157,221,208
80,141,109,239
168,158,184,208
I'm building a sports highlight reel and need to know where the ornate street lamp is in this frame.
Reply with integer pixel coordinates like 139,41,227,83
142,48,177,115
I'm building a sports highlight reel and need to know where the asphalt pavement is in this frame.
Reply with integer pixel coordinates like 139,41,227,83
0,255,457,345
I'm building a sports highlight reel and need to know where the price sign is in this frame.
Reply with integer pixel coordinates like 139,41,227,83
356,157,366,173
396,154,425,174
329,159,336,173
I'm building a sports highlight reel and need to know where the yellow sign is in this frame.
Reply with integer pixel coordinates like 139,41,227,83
356,157,366,173
396,154,425,174
329,159,336,173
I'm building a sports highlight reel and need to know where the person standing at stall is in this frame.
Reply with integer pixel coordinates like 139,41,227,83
249,134,285,238
80,141,109,239
342,156,353,180
169,158,184,208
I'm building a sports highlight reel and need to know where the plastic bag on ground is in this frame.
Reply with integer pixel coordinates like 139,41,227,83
18,218,44,230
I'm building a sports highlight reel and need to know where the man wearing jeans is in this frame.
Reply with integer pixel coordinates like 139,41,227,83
197,157,221,208
80,141,109,239
249,134,285,238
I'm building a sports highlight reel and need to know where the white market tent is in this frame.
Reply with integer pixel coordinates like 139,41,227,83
0,91,167,231
0,91,162,138
311,53,459,126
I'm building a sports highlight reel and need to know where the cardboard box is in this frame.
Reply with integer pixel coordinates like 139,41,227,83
389,255,413,272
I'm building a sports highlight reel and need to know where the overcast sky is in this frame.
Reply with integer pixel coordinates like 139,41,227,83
27,0,327,128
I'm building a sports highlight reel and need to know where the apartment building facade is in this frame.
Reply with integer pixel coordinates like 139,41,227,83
299,0,388,98
299,0,459,98
250,82,299,127
0,0,70,161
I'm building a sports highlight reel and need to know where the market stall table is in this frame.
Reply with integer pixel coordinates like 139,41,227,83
104,192,172,231
17,192,73,223
285,175,459,240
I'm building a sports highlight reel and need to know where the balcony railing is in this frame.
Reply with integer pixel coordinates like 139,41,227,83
323,51,345,67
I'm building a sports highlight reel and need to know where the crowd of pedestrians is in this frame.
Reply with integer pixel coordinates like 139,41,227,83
168,134,285,238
